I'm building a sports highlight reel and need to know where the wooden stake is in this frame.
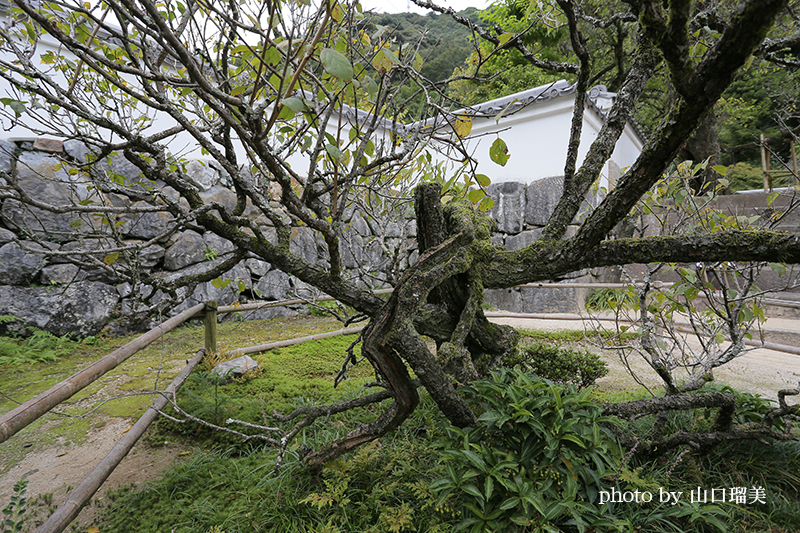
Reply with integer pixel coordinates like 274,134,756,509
204,300,218,356
761,133,772,191
228,327,364,357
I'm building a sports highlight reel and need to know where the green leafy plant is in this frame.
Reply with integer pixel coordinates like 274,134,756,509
0,328,80,366
2,480,27,533
505,342,609,389
204,247,219,261
430,368,624,532
585,287,636,312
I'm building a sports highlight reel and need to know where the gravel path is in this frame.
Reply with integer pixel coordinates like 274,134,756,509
490,315,800,400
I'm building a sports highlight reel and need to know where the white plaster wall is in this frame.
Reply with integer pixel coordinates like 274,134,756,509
464,98,575,183
424,95,642,189
0,31,642,187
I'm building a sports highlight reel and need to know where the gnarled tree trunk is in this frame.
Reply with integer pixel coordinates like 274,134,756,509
304,183,519,469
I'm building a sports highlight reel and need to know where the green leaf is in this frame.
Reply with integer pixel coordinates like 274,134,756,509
500,497,521,510
468,189,485,204
282,97,306,112
712,164,729,175
767,191,779,206
461,450,488,471
413,52,424,71
361,74,378,96
325,143,345,161
330,2,345,23
560,435,586,449
484,477,494,501
264,46,281,66
489,138,510,167
475,173,491,187
277,105,295,121
212,277,232,289
769,262,787,274
479,197,495,212
320,48,353,81
497,32,514,46
461,484,485,504
103,253,119,265
372,48,397,74
0,98,26,118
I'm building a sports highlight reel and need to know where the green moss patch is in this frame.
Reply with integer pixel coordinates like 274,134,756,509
0,314,349,474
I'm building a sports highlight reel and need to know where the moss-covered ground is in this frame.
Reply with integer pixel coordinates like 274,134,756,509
0,314,344,474
2,316,799,533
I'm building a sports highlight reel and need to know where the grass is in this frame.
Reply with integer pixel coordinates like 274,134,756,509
0,314,344,475
0,327,81,366
3,316,799,532
99,356,800,533
101,395,455,533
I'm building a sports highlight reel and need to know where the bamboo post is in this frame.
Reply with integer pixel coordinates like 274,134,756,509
0,303,206,445
34,350,205,533
215,288,394,316
204,300,218,356
791,138,798,186
761,133,772,191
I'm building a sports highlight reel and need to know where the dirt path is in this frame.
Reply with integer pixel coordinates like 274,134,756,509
0,417,187,532
491,316,800,400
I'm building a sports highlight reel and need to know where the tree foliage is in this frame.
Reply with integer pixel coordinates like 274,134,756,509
1,0,800,468
446,0,565,106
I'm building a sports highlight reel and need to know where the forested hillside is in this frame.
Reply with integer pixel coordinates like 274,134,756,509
366,8,482,84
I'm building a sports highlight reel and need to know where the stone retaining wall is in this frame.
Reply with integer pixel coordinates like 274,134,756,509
1,138,791,336
0,139,415,336
483,178,601,314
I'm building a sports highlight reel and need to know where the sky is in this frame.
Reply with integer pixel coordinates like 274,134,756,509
358,0,491,15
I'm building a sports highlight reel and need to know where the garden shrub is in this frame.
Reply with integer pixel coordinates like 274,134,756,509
430,368,625,532
509,341,608,389
431,369,733,533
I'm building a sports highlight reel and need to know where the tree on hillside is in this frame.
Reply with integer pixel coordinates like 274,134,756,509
367,9,480,83
446,0,566,106
1,0,799,469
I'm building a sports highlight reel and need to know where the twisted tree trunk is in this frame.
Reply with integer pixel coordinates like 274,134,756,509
303,183,519,469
